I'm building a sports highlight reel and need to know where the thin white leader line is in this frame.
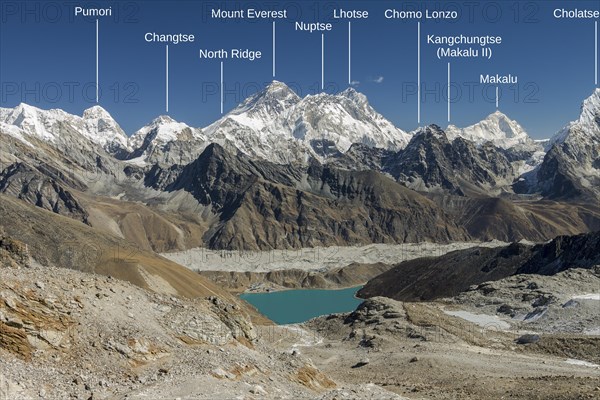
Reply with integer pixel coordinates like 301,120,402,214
447,62,450,122
348,21,351,85
321,34,325,90
166,45,169,112
496,86,499,109
417,22,420,123
96,19,99,103
220,61,224,114
596,21,598,85
272,21,276,77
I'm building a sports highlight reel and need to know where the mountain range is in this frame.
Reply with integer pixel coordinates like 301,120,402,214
1,82,599,252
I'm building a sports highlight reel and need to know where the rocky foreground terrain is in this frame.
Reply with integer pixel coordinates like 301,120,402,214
302,294,599,400
2,229,599,400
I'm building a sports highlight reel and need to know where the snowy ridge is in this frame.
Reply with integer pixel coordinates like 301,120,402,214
287,88,412,152
202,81,411,163
125,115,207,166
0,103,129,153
199,81,304,163
0,84,537,167
1,103,66,143
81,106,129,152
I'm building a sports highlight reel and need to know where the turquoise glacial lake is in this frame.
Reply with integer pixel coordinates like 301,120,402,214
240,286,364,325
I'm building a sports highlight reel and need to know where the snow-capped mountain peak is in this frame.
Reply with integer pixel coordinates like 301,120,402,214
148,115,179,127
128,115,203,151
10,102,41,119
337,87,376,113
338,87,368,106
551,89,600,146
82,105,112,120
578,87,600,127
444,111,545,175
538,89,600,200
125,115,206,166
445,110,532,149
1,103,62,142
263,80,298,97
291,89,411,153
81,105,129,152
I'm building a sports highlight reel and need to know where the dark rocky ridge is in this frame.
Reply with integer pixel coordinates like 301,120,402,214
385,126,516,196
0,162,88,223
358,231,600,302
146,144,470,250
330,125,518,197
517,231,600,275
534,140,600,201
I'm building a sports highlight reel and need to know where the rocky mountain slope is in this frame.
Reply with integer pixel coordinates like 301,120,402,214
358,243,533,301
448,266,600,336
530,89,600,200
385,125,517,196
1,121,475,252
329,123,537,197
515,230,600,275
3,226,597,400
0,194,259,317
126,115,206,165
429,195,600,242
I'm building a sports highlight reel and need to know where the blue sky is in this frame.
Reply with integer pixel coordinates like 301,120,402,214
1,0,600,139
